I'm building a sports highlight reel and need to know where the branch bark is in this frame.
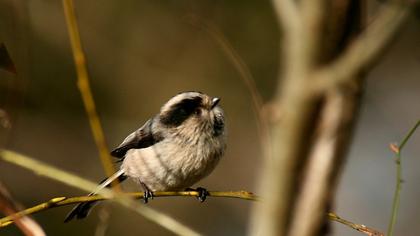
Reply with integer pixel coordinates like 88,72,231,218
312,1,413,92
251,1,416,236
0,191,382,236
0,191,257,228
250,1,328,235
0,149,383,235
0,182,46,236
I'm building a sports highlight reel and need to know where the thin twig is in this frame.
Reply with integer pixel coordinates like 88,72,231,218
312,1,414,92
0,182,46,236
0,189,381,235
387,120,420,236
0,191,257,228
0,150,200,236
0,149,380,234
62,0,117,180
328,213,384,236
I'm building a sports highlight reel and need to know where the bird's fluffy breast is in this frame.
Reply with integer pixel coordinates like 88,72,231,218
120,132,225,191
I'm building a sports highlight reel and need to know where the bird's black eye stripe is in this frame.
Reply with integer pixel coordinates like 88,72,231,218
160,97,202,127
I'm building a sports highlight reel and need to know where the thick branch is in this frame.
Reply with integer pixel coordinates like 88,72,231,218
271,0,300,35
312,1,414,92
250,0,327,235
289,89,359,236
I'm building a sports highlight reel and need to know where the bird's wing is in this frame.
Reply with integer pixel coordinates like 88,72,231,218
110,118,163,158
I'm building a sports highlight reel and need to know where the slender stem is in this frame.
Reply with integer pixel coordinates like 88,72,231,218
0,150,200,236
387,120,420,236
0,190,382,236
328,213,384,236
0,149,382,234
388,152,402,236
62,0,117,180
398,120,420,151
0,191,258,227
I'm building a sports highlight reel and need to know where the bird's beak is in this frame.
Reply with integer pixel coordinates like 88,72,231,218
211,97,220,109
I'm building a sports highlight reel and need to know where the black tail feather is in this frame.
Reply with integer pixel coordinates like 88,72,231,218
64,200,97,222
64,173,127,222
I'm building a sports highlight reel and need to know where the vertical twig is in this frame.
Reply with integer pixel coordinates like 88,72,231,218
62,0,117,181
94,206,111,236
387,120,420,236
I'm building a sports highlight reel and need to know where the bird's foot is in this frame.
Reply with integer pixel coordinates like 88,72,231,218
186,187,209,202
143,189,154,203
141,182,154,203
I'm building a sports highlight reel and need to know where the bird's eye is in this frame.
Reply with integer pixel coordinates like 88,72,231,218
194,109,201,116
178,108,187,116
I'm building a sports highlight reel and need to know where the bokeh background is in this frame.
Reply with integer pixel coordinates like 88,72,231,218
0,1,419,235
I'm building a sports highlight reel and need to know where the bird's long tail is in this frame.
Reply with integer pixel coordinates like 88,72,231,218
64,169,126,222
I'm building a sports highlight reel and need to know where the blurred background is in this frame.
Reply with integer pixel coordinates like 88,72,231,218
0,1,419,235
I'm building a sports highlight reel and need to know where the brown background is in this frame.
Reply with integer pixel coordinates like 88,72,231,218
0,1,419,235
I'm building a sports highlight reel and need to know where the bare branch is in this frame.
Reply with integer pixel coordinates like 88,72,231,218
0,150,200,236
0,149,380,235
289,90,352,236
250,0,326,235
0,189,382,235
0,182,46,236
62,0,117,181
272,0,300,35
329,213,384,236
0,191,257,228
301,0,329,65
312,1,414,92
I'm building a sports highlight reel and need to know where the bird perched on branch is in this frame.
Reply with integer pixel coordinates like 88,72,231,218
65,91,226,222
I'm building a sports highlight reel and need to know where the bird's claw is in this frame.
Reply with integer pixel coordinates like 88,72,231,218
196,187,209,202
143,190,154,204
186,187,209,202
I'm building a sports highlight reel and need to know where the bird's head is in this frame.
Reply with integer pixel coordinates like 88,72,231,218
158,91,225,137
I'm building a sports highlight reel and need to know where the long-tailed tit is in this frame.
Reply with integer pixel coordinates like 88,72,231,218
65,91,226,222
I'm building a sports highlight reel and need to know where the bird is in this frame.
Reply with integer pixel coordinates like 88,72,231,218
64,91,226,222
